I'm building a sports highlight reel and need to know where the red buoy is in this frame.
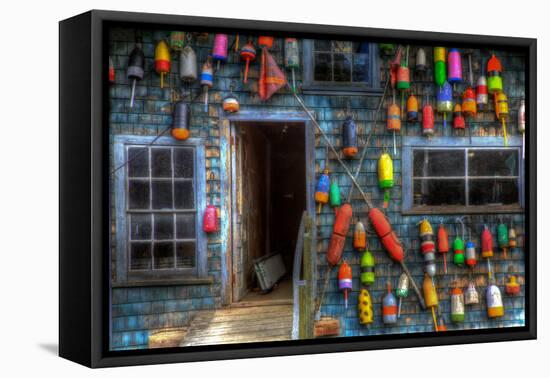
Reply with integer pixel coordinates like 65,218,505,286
338,261,353,308
437,223,449,274
203,204,219,233
327,203,353,266
368,208,404,262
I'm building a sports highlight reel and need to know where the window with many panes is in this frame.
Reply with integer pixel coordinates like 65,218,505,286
114,136,207,283
402,137,523,214
302,39,380,93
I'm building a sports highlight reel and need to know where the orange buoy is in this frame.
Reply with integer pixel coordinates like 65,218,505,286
354,221,367,252
327,203,353,266
338,261,353,308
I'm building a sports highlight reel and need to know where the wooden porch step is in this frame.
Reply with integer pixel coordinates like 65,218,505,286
181,304,293,347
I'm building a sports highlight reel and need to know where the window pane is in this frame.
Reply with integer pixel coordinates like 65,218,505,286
314,53,332,81
313,39,331,51
175,181,195,209
176,213,196,239
176,241,196,268
333,53,351,82
154,213,174,240
153,242,174,269
128,180,150,209
333,41,352,53
130,242,152,270
413,150,465,177
152,180,173,209
151,148,172,178
469,178,519,205
130,213,151,240
128,147,149,178
413,179,466,206
353,53,369,82
468,149,518,176
174,148,194,178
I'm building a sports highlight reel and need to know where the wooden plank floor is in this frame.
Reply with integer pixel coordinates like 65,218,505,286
181,304,293,346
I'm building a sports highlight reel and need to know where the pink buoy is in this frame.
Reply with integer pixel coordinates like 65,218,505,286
212,34,228,69
447,48,463,84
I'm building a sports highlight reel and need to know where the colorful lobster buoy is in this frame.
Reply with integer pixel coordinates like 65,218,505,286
212,34,228,70
453,103,466,130
379,43,395,56
315,164,330,214
481,226,494,258
109,57,115,84
203,203,219,233
497,223,509,259
200,56,214,112
422,94,435,136
378,153,394,209
154,40,171,89
518,98,526,159
342,116,358,158
447,48,463,85
505,276,520,295
329,180,341,211
327,203,353,266
476,74,489,110
437,81,453,128
397,46,410,115
258,36,274,49
284,38,300,92
127,44,145,108
487,54,503,95
169,31,185,51
222,92,240,113
433,47,447,87
450,287,465,323
416,47,426,72
396,272,409,317
358,288,374,324
465,236,477,267
407,94,419,122
465,281,479,305
453,231,465,267
438,223,449,274
368,208,404,263
462,86,477,118
240,39,256,83
179,44,198,83
360,250,375,285
423,275,439,331
354,221,366,252
509,223,517,249
387,98,401,155
382,281,398,325
495,92,509,146
338,261,353,309
419,219,437,277
486,279,504,318
171,101,190,141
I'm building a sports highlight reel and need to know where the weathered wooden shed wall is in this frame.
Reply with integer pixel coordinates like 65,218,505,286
109,27,526,349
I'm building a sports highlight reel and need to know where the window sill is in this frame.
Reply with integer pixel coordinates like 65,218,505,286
112,276,214,288
402,204,523,215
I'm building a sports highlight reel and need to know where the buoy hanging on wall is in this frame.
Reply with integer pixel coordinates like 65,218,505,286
342,116,358,158
338,261,353,309
127,44,145,108
433,47,447,88
327,204,353,267
407,93,419,122
179,44,198,84
447,48,463,85
171,101,190,141
465,281,479,305
358,288,374,324
437,81,453,128
382,281,398,325
240,39,256,83
419,219,437,277
422,94,435,136
437,223,449,274
450,287,465,323
360,250,375,286
200,56,214,113
212,34,229,70
486,280,504,318
396,272,409,318
284,38,300,92
354,221,366,252
169,31,185,51
378,153,394,209
154,40,171,89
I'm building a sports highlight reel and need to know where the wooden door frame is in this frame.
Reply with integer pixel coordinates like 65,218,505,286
219,110,316,306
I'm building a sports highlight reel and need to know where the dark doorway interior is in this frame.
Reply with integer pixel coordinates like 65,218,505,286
235,122,306,303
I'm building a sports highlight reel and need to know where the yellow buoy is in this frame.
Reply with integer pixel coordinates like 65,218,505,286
358,288,373,324
154,40,171,89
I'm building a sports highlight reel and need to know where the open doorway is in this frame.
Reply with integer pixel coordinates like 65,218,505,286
231,121,306,305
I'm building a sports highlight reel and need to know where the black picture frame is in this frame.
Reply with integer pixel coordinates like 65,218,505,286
59,9,537,368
